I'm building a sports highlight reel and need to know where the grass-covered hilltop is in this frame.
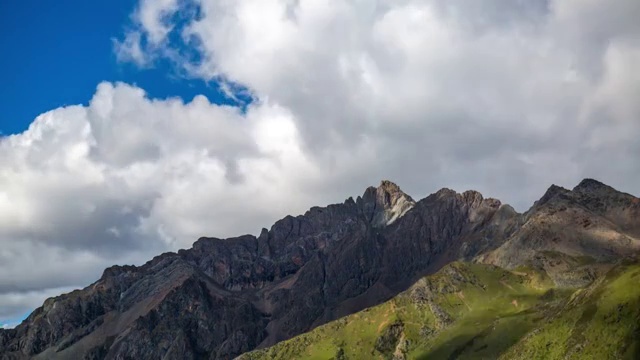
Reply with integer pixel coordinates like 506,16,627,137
240,259,640,360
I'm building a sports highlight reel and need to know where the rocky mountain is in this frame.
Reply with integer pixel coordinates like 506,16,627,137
479,178,640,287
1,179,638,359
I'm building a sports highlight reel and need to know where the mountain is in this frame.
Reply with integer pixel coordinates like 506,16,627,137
1,179,638,359
479,178,640,287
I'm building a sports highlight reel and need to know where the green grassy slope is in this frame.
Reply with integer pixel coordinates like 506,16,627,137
239,261,640,360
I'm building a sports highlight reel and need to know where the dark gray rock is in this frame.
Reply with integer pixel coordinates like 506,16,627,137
374,320,404,354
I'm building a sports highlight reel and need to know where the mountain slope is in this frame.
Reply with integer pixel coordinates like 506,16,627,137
1,179,638,359
240,260,640,360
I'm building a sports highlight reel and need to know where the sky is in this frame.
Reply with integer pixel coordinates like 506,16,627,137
0,1,242,135
1,0,640,327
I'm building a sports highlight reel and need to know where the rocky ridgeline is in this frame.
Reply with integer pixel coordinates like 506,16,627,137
1,179,638,359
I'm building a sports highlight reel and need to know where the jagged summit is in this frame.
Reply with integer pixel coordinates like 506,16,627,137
359,180,413,201
377,179,407,195
357,180,415,226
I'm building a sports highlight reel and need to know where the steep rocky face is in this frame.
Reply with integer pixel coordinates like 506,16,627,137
1,179,637,359
357,179,416,227
252,186,510,348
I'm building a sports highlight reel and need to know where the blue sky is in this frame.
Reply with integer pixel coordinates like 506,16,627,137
0,0,234,135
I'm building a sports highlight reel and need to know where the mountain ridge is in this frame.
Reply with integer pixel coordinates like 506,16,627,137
1,178,638,359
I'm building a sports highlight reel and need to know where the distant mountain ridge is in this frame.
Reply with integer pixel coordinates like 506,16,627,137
1,179,639,359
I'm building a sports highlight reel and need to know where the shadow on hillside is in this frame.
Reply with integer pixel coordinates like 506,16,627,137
415,313,534,360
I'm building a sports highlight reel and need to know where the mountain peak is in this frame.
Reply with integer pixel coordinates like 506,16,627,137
535,184,570,207
357,180,415,227
573,178,612,193
378,179,402,193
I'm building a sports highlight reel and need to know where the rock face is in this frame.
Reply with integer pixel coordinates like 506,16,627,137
357,180,416,227
0,179,638,359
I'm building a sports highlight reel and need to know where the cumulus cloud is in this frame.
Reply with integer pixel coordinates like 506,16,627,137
115,0,640,198
2,0,640,322
0,82,327,322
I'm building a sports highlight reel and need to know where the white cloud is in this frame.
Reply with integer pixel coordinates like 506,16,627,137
0,82,326,320
136,0,181,44
113,0,640,196
113,31,149,66
3,0,640,321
